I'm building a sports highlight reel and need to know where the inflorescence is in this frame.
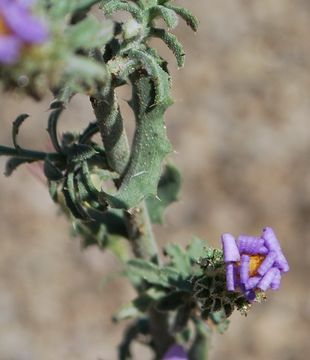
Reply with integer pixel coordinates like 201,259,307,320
222,227,289,302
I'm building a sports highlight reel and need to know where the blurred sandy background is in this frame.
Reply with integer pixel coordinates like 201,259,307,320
1,1,310,359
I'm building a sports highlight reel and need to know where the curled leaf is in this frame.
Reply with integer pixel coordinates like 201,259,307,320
99,74,172,209
12,114,29,151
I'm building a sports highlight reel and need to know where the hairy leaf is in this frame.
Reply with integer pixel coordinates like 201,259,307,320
47,106,64,153
12,114,29,150
114,288,164,321
47,0,101,18
187,238,209,263
101,0,143,22
63,172,90,220
5,157,34,177
65,144,98,163
67,16,114,49
99,74,172,209
126,259,170,287
150,5,179,29
79,122,99,144
156,290,190,312
44,157,63,181
165,243,191,276
126,49,172,106
146,163,181,224
165,4,199,32
150,28,185,67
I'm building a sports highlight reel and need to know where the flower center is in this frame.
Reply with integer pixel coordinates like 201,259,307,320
249,255,265,276
0,15,11,35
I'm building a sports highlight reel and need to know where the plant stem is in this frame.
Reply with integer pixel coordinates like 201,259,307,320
91,89,173,356
124,202,160,262
91,89,160,263
0,145,61,161
90,90,130,175
189,319,210,360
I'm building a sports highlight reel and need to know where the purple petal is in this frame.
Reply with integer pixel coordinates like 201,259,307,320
257,246,269,255
275,252,290,273
270,268,281,290
226,263,236,291
163,345,188,360
16,0,36,6
257,267,278,291
240,254,250,285
0,35,21,64
0,0,35,7
221,233,240,262
245,276,261,290
262,227,281,251
262,227,289,273
257,251,277,276
237,235,264,254
1,3,48,43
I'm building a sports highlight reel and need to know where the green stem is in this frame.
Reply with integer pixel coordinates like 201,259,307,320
189,319,210,360
90,90,130,175
91,89,160,263
91,89,173,356
124,202,159,262
0,145,61,161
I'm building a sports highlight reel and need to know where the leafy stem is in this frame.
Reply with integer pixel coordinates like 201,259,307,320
0,145,62,162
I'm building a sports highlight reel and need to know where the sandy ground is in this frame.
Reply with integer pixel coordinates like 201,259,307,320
0,1,309,359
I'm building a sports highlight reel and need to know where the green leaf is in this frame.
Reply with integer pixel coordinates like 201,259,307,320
146,163,181,224
87,208,128,237
165,243,191,276
126,49,172,106
63,172,90,220
186,238,209,263
43,157,63,181
47,0,101,18
210,310,230,334
80,161,99,200
12,114,29,150
49,180,59,202
67,17,114,49
101,0,143,22
126,259,170,287
79,122,99,144
49,100,64,110
65,144,98,163
149,28,185,68
156,290,189,312
150,5,179,29
114,288,164,321
47,106,64,153
5,157,34,177
165,4,199,32
99,74,172,209
64,55,108,89
74,0,102,13
105,235,131,262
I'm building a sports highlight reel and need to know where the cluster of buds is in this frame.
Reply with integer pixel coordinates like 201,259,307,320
222,227,289,301
0,0,48,65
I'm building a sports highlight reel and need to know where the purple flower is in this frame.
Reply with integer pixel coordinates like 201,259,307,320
221,227,289,301
163,345,188,360
0,0,48,64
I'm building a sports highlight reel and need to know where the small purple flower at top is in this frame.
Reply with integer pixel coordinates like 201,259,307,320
0,0,48,64
163,344,188,360
221,227,289,301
